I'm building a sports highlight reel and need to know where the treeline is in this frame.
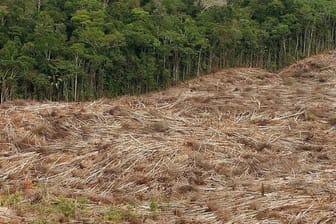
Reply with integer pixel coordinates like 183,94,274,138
0,0,336,102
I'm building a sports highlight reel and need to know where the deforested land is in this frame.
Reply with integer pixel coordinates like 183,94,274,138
0,50,335,223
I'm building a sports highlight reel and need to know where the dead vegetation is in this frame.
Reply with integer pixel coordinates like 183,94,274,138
0,51,336,223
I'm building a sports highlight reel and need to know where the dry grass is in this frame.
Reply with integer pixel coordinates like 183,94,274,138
0,51,336,223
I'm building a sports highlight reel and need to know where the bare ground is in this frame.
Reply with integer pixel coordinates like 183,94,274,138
0,51,335,224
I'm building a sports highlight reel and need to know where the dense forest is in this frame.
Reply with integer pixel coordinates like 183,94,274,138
0,0,336,102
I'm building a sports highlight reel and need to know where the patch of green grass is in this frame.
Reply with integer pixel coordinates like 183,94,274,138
0,189,94,223
0,192,22,208
103,203,141,223
104,207,125,222
150,198,158,213
149,198,159,219
54,196,77,218
76,196,89,205
34,195,90,221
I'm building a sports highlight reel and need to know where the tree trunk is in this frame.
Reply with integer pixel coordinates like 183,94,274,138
197,49,202,76
37,0,41,13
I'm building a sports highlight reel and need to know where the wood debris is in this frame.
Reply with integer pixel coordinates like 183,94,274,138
0,51,336,223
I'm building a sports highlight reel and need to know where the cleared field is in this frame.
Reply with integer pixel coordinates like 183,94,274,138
0,51,335,223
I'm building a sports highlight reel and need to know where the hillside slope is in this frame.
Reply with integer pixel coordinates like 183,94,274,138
0,51,335,223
